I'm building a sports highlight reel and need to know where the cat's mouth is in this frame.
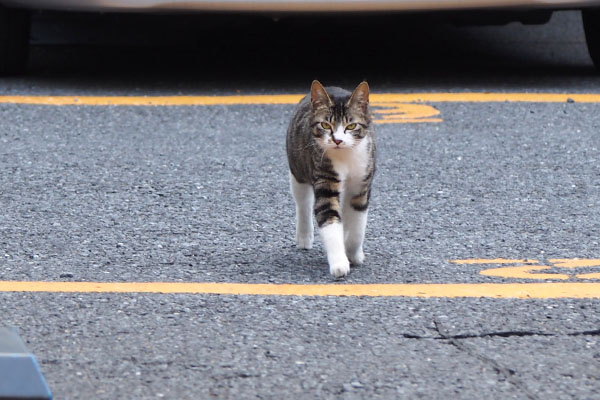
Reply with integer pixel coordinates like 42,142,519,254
332,143,350,150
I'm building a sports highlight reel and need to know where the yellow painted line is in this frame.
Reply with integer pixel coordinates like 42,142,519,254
0,95,304,106
372,93,600,103
1,92,600,106
1,281,600,298
578,273,600,280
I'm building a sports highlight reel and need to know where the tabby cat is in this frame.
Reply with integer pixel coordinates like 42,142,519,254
286,80,376,278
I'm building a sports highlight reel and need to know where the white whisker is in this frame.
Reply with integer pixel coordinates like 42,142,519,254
319,147,328,166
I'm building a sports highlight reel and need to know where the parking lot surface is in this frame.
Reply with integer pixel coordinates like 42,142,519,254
1,10,600,399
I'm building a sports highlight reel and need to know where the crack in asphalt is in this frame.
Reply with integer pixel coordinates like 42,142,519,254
402,327,600,340
569,328,600,336
432,319,542,400
395,324,600,398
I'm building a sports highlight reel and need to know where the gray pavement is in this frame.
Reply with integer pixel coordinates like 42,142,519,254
1,9,600,399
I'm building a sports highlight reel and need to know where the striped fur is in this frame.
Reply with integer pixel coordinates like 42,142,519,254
286,81,376,278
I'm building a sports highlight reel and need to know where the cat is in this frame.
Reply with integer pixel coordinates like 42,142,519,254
286,80,376,278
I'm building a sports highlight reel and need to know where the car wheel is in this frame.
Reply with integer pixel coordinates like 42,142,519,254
0,6,30,75
583,8,600,70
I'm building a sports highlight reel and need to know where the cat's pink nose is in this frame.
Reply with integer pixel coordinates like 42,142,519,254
333,138,343,145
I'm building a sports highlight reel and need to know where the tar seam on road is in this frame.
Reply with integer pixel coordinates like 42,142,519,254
1,281,600,298
1,92,600,106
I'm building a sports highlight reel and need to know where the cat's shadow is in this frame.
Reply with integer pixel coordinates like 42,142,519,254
262,244,334,283
244,241,391,283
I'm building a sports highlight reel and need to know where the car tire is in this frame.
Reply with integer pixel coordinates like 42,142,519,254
583,8,600,70
0,6,30,75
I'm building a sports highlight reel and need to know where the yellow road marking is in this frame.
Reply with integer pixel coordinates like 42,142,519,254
371,102,442,124
0,94,305,106
0,95,443,124
549,259,600,268
579,273,600,279
373,93,600,103
1,281,600,298
1,92,599,106
3,92,596,125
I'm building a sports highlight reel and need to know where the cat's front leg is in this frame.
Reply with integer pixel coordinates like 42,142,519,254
314,179,349,278
320,222,350,278
343,188,370,265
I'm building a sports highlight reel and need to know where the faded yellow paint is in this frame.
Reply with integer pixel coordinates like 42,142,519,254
0,281,600,298
375,118,443,124
549,259,600,280
578,273,600,280
548,259,600,268
480,265,570,280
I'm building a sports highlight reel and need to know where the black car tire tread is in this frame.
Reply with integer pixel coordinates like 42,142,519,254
583,8,600,70
0,6,30,75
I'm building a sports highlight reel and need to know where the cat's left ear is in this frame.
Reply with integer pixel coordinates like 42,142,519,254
311,80,333,110
347,81,370,113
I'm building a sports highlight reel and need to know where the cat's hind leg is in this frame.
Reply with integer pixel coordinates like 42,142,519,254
343,208,367,265
290,172,314,249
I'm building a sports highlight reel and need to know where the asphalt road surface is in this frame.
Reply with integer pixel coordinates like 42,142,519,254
2,9,600,399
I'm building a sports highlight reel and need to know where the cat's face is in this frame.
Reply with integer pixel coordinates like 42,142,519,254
310,81,371,151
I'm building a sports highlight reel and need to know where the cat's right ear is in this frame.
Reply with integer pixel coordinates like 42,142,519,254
347,81,370,113
310,80,332,110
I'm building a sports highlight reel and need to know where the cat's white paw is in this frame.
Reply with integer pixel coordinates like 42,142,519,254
347,249,365,265
329,257,350,278
296,233,314,249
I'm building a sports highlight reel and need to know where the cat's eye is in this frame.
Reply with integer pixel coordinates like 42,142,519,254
320,122,332,130
346,123,357,131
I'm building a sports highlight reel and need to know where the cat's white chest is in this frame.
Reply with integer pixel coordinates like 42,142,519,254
329,138,370,191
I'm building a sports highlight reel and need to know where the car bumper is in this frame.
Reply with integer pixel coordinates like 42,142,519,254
2,0,600,13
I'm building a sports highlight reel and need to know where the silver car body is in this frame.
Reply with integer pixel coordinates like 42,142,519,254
1,0,600,12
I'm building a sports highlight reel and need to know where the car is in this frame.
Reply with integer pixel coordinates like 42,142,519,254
1,0,600,74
